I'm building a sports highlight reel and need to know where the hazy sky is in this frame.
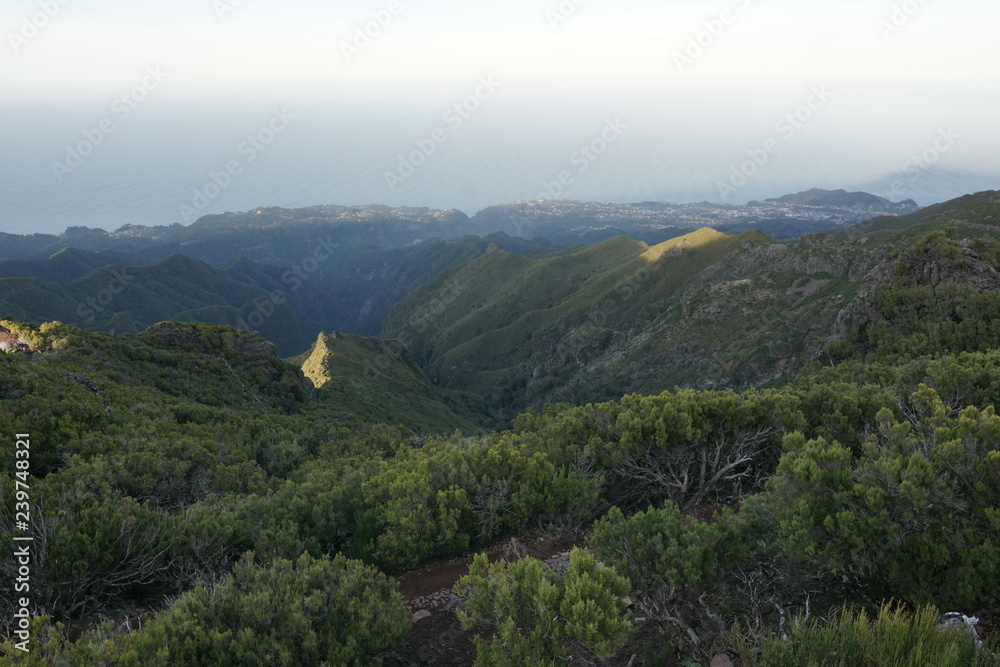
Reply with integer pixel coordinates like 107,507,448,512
2,0,999,233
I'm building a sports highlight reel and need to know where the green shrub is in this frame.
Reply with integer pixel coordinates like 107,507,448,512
0,484,175,622
589,503,746,647
1,553,410,665
761,387,1000,609
119,552,410,666
456,548,633,666
590,504,739,591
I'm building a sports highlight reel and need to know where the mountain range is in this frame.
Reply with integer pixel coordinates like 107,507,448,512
3,186,1000,665
1,187,993,426
0,189,923,358
384,190,1000,419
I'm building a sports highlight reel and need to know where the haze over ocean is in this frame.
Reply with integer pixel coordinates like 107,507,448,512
2,0,998,235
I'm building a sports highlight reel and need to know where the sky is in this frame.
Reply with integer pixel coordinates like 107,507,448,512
2,0,999,234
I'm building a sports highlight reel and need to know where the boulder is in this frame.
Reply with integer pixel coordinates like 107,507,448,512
710,655,734,667
937,612,983,650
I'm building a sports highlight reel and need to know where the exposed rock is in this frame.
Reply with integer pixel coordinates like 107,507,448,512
907,242,1000,292
710,654,734,667
442,597,467,613
835,236,1000,335
834,259,895,331
68,373,100,394
0,326,32,355
937,612,983,650
413,610,432,623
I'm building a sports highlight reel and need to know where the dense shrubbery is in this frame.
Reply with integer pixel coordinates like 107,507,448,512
358,437,603,567
589,504,745,645
456,548,633,665
834,231,1000,361
759,388,1000,610
1,553,410,666
2,230,1000,663
119,552,410,666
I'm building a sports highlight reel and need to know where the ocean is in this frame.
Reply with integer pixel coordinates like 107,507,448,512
2,94,996,237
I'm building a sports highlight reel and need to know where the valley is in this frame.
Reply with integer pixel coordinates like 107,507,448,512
2,189,1000,665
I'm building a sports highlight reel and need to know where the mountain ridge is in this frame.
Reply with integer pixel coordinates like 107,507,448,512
384,193,1000,417
0,189,919,264
763,187,918,209
3,192,1000,666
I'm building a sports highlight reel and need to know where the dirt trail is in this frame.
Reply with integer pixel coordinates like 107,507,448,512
384,534,583,666
396,534,578,613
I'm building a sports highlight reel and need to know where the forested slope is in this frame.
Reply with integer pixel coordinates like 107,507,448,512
385,228,874,416
2,200,1000,665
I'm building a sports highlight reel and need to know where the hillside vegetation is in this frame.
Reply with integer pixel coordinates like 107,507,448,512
2,194,1000,665
834,190,999,240
0,192,937,361
386,195,1000,422
0,255,307,355
293,331,484,433
0,232,546,356
0,206,475,264
385,228,862,416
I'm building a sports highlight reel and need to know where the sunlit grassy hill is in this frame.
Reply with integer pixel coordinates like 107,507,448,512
385,193,1000,417
384,227,868,413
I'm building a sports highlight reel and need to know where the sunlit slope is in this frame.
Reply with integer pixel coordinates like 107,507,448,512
383,235,650,362
293,331,483,432
385,227,878,413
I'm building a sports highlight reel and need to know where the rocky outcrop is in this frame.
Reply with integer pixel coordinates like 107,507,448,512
937,612,984,651
0,325,32,355
836,236,1000,333
140,321,314,410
